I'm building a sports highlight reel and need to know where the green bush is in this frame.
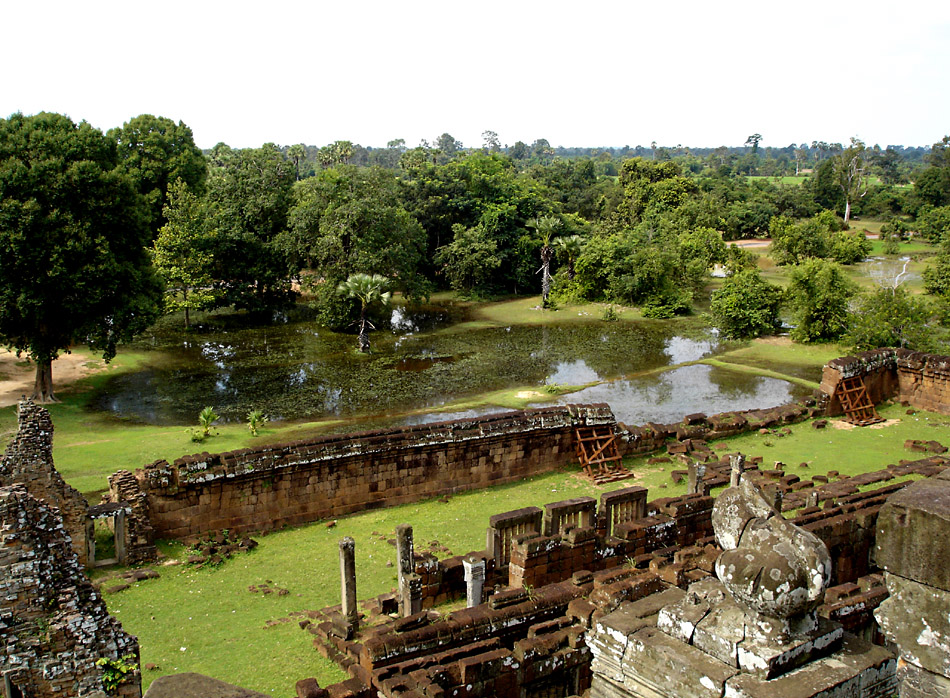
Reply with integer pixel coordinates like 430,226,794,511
786,259,857,343
710,269,784,339
828,230,872,265
844,287,942,352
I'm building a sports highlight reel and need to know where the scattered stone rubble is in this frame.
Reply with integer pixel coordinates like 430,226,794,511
292,453,948,698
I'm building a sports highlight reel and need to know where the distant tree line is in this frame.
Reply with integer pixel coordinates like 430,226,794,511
3,111,950,398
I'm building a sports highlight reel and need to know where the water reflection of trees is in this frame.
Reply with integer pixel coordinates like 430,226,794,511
94,306,724,425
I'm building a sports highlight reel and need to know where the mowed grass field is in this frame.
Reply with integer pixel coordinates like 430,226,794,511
95,400,949,695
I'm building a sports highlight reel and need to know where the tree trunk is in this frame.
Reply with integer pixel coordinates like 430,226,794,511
358,307,370,353
540,245,554,306
567,259,576,281
183,287,191,329
32,358,58,403
844,199,852,224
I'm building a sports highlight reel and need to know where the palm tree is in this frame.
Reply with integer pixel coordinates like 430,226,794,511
554,235,584,281
527,216,563,307
337,273,391,353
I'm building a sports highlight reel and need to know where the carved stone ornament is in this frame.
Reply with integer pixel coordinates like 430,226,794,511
711,478,832,641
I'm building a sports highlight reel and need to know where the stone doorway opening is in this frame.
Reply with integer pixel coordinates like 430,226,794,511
3,671,25,698
85,503,129,567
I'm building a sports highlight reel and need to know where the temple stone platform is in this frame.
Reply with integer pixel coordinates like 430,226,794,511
588,477,897,698
589,578,896,698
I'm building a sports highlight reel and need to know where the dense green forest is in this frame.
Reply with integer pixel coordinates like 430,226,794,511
3,112,950,397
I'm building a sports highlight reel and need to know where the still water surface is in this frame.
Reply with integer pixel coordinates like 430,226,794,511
90,303,811,427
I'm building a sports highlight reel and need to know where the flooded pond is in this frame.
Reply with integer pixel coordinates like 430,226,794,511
90,302,809,427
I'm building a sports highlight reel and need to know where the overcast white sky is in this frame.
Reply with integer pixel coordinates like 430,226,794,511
4,0,949,151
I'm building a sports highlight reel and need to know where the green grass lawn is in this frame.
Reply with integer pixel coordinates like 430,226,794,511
98,400,950,695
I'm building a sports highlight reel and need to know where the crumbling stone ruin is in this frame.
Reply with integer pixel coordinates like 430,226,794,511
821,348,950,416
5,348,950,698
294,451,947,698
0,484,141,698
0,399,90,566
111,404,617,544
587,479,896,698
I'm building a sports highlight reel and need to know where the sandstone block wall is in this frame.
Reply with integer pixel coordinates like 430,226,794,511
821,348,950,416
0,485,140,698
616,399,824,457
134,405,615,540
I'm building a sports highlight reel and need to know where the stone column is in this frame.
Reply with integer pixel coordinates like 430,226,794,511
729,454,745,487
403,574,423,616
806,490,820,508
85,518,96,567
339,537,358,631
687,463,706,495
114,510,127,566
395,524,417,617
462,556,486,608
768,486,784,513
396,524,414,589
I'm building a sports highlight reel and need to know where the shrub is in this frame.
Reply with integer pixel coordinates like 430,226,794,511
828,230,872,265
844,287,942,352
188,406,220,442
786,259,857,343
247,410,268,436
882,234,901,255
710,269,784,339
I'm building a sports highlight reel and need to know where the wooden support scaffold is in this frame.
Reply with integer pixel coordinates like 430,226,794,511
833,375,884,426
574,425,632,484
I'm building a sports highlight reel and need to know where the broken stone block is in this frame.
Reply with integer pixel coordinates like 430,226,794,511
875,472,950,591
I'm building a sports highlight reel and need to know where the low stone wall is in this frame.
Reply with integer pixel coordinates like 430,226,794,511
615,397,825,457
821,348,950,415
129,404,616,540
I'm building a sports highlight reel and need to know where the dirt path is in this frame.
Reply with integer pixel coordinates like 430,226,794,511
0,349,107,407
731,238,771,249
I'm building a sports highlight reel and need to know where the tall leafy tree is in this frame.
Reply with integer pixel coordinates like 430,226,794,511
287,144,306,181
710,269,783,339
844,287,940,352
526,215,562,306
786,259,857,342
831,137,870,223
401,153,548,294
336,273,391,353
435,223,501,296
284,165,428,326
205,143,298,313
152,180,219,328
554,235,585,280
0,112,162,400
109,114,207,236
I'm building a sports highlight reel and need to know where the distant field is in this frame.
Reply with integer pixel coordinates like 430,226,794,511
745,175,808,186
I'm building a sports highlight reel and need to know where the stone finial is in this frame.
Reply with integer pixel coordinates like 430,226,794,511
729,453,745,487
712,478,832,641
